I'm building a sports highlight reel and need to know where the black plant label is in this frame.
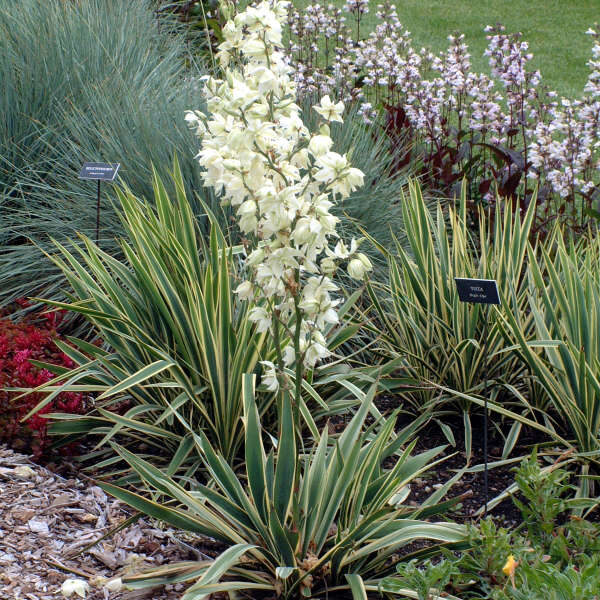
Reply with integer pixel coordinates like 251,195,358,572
454,278,500,305
78,162,121,181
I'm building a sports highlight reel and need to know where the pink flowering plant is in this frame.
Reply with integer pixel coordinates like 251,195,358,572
286,2,600,233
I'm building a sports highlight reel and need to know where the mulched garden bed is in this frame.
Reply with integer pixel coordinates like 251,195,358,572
0,400,557,600
379,401,556,527
0,446,215,600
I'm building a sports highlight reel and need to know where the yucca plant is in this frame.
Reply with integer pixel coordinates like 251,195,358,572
19,163,268,469
366,182,537,451
97,375,466,599
500,233,600,473
17,164,385,475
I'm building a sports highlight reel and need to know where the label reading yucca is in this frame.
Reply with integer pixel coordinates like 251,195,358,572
454,278,500,305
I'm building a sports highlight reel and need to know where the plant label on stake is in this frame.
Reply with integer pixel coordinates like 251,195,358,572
454,277,500,517
78,162,121,244
79,162,120,181
454,278,500,304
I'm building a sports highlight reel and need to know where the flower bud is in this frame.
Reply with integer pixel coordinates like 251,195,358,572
104,578,123,593
320,257,336,274
246,248,265,266
283,344,295,366
347,253,372,280
219,0,234,20
308,134,333,157
260,361,279,392
223,158,241,170
235,281,254,300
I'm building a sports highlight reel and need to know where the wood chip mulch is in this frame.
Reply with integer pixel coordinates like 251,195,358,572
0,446,207,600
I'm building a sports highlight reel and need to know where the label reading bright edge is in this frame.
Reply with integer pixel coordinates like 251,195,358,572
78,162,121,181
454,278,500,305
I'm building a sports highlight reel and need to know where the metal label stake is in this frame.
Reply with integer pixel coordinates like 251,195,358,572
454,277,500,517
78,162,121,244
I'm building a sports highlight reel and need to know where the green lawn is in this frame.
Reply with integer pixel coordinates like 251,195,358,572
293,0,600,97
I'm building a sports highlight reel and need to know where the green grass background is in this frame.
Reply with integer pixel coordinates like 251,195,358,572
293,0,600,97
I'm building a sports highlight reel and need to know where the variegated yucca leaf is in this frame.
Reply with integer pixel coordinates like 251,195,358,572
499,232,600,470
18,159,271,472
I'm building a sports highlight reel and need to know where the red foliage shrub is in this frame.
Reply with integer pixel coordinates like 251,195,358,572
0,301,85,459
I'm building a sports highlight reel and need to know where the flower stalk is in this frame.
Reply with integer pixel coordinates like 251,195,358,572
187,0,372,435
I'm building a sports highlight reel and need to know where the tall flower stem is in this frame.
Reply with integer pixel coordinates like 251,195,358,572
188,0,372,456
271,310,287,416
292,270,303,436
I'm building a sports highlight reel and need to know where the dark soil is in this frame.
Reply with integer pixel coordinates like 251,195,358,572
374,395,552,528
44,398,546,529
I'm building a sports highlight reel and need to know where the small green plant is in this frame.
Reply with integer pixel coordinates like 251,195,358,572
549,516,600,563
392,559,460,600
491,554,600,600
455,517,522,593
381,452,600,599
511,451,575,546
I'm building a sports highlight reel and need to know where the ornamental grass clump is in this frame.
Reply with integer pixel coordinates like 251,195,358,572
0,0,213,311
16,160,378,483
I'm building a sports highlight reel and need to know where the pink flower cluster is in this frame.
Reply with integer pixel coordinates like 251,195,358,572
286,3,600,228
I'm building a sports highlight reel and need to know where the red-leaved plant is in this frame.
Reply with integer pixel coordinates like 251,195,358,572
0,300,85,459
